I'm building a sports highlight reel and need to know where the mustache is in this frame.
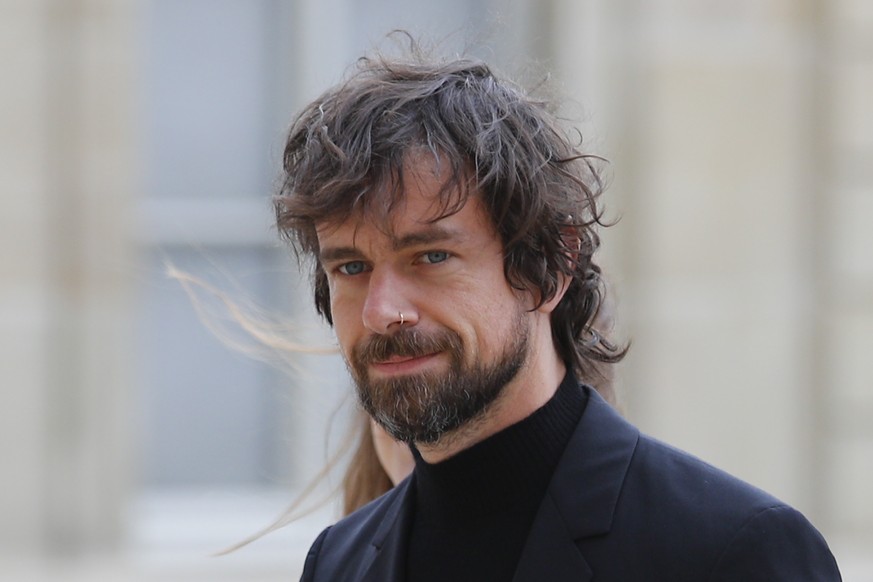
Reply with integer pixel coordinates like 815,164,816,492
354,328,462,365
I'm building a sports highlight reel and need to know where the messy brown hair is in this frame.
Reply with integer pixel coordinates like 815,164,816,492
275,48,626,384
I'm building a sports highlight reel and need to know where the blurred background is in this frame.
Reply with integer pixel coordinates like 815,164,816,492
2,0,871,579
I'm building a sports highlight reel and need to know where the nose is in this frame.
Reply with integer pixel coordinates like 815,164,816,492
361,268,418,334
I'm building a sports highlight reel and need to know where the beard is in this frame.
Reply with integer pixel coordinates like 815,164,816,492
349,313,530,444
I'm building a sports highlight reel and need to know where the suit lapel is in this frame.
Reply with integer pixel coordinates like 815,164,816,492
360,476,416,582
513,387,640,581
513,494,593,582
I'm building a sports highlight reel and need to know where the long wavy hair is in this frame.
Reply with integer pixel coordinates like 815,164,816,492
275,50,626,382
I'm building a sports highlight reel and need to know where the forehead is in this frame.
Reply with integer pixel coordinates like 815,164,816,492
315,155,491,245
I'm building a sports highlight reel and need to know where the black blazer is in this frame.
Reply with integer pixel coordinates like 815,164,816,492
301,387,841,581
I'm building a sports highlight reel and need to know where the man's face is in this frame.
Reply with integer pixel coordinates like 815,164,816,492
316,161,534,444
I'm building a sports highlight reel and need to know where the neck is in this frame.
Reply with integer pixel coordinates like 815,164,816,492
415,319,566,464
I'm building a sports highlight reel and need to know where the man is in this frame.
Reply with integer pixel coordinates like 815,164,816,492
276,53,840,581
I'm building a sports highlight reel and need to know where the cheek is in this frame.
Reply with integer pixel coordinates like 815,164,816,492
328,279,360,320
329,296,362,351
442,283,515,345
470,286,528,348
453,275,521,319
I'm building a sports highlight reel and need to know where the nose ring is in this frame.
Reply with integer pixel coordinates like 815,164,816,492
399,312,405,326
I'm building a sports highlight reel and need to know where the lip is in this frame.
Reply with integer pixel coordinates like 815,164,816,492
370,352,441,376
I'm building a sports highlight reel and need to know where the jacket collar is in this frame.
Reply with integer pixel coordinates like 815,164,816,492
360,476,415,582
547,387,639,538
513,387,639,581
359,386,639,582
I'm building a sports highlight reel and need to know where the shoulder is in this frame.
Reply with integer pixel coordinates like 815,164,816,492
630,433,781,514
299,479,409,582
615,433,840,579
563,389,840,579
707,503,842,581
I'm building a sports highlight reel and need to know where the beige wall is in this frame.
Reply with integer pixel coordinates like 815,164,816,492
0,0,135,554
549,0,873,552
818,0,873,546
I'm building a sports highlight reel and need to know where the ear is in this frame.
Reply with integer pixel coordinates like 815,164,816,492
536,271,571,316
535,227,580,315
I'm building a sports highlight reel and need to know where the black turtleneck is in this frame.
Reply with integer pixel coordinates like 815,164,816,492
405,373,588,582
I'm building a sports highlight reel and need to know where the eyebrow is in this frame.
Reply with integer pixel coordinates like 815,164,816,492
318,225,465,263
318,246,364,263
391,225,463,251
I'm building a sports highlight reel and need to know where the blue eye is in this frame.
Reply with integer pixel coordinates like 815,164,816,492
421,251,449,264
338,261,367,275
